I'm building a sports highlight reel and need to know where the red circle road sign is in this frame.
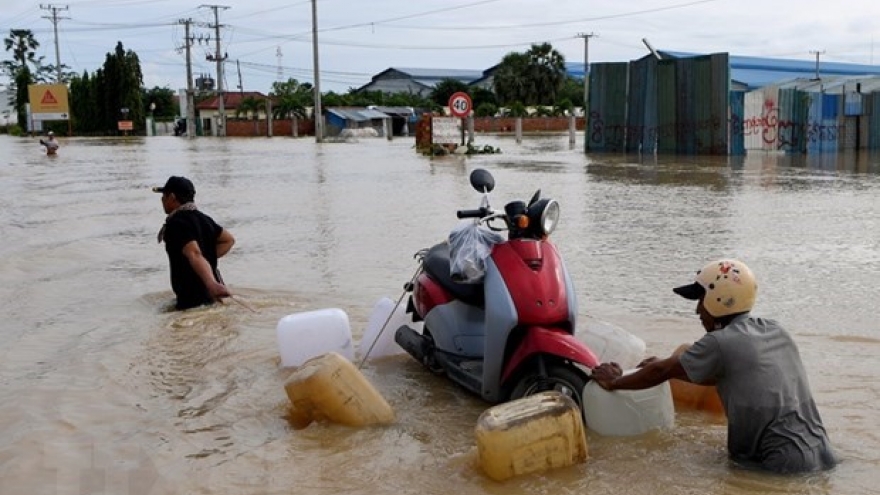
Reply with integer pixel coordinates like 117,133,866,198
448,92,473,118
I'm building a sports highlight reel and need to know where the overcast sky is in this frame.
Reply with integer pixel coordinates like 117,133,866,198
2,0,879,95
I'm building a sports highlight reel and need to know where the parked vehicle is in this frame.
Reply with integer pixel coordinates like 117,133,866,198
394,168,599,408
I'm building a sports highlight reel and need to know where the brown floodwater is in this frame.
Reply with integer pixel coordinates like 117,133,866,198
1,134,878,495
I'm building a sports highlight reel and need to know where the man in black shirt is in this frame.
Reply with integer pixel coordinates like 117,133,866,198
153,176,236,310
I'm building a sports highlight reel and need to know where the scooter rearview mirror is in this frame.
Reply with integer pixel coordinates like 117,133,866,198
469,168,495,193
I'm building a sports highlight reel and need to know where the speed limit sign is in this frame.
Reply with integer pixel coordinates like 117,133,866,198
448,92,473,118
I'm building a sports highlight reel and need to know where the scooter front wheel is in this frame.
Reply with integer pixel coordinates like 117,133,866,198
508,363,588,409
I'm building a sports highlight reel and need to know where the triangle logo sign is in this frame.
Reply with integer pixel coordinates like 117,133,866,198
41,90,58,105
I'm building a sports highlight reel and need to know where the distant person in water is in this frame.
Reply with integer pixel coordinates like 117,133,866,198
41,131,59,155
153,176,236,310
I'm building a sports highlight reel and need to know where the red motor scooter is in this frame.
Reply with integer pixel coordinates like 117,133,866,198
395,168,599,408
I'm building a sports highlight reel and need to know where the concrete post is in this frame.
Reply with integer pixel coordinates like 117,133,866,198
515,117,522,144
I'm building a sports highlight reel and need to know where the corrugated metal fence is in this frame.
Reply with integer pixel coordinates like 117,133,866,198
587,53,731,155
588,52,880,155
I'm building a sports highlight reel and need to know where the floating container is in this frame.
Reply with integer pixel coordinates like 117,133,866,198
579,320,646,370
276,308,354,368
475,391,588,482
669,379,725,416
358,297,417,361
283,352,395,429
582,373,674,436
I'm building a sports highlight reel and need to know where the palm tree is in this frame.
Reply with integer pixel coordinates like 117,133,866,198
526,43,566,106
271,78,312,137
493,52,530,107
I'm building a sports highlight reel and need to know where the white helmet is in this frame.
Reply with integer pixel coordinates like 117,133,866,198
673,259,757,317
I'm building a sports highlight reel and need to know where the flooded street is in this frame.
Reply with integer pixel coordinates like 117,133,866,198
1,133,878,495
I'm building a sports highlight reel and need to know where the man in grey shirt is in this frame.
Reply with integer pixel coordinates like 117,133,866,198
592,259,837,474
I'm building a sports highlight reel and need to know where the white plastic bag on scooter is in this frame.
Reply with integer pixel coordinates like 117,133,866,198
448,220,504,284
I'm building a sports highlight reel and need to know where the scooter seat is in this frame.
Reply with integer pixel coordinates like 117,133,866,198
422,243,485,307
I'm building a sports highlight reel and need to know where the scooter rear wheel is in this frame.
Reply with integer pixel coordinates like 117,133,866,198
508,363,588,409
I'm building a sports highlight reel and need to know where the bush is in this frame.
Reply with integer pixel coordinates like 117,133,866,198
475,102,498,117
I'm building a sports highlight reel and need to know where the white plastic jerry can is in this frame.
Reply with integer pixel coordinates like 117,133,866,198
581,371,675,436
359,297,418,361
276,308,354,368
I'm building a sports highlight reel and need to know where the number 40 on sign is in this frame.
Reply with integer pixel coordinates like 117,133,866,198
448,92,472,118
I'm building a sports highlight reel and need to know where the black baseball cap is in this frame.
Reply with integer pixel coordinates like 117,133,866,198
152,176,195,197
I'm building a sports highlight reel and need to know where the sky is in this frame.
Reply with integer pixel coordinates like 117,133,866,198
1,0,879,96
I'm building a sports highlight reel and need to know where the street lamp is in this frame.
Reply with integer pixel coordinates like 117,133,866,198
149,102,157,136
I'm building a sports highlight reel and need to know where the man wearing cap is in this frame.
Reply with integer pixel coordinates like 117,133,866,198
153,176,236,310
591,259,837,474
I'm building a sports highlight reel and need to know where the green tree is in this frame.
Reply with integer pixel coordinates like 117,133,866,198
271,78,312,120
493,52,530,106
474,102,498,117
67,42,143,134
526,42,566,105
142,87,177,120
2,29,40,127
493,43,566,107
102,42,143,132
557,76,585,109
271,78,312,136
470,86,497,110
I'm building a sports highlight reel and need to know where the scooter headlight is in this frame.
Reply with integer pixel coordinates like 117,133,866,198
540,199,560,235
528,198,559,236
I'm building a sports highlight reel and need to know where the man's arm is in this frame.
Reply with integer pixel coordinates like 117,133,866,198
592,354,691,391
216,229,235,258
182,240,230,300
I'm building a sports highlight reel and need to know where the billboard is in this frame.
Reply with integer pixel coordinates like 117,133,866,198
28,84,70,120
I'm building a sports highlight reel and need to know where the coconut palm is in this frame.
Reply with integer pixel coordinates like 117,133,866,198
271,78,312,137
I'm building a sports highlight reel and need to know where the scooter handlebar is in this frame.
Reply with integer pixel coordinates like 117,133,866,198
456,208,488,219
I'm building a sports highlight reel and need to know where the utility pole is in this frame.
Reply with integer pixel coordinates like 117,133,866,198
577,33,595,117
311,0,323,142
810,49,825,80
202,4,229,137
40,4,69,83
179,18,196,139
236,59,243,96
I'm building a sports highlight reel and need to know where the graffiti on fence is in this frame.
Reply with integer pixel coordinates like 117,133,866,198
742,99,843,150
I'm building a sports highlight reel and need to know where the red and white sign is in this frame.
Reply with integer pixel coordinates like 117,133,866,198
448,92,472,118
